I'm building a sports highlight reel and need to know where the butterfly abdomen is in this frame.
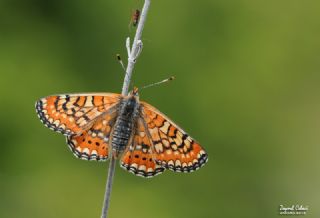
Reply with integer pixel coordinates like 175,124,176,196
111,117,134,155
111,96,140,157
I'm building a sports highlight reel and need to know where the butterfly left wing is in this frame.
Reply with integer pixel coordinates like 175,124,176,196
35,93,121,136
141,102,208,173
66,112,117,161
120,118,165,178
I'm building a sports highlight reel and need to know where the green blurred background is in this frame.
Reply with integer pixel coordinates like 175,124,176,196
0,0,319,217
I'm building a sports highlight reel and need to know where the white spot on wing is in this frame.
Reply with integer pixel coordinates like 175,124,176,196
139,132,146,137
155,143,163,153
138,165,146,171
160,121,170,133
53,120,60,126
193,159,198,164
82,148,89,154
175,160,181,166
85,96,93,107
131,163,138,169
75,111,83,117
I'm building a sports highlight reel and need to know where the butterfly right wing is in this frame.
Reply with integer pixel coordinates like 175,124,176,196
141,101,208,173
35,93,121,136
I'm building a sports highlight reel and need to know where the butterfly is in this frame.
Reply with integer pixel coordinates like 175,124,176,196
35,87,208,178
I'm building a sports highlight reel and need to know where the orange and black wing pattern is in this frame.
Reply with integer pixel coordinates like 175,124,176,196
120,118,165,178
141,102,208,173
35,93,121,160
66,112,117,161
35,93,121,136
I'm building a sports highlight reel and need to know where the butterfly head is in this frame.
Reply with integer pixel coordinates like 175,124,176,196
120,87,140,118
130,86,139,98
126,86,140,108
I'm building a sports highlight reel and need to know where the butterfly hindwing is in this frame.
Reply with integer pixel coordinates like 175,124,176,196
141,102,208,173
66,112,117,161
120,118,165,178
35,93,121,135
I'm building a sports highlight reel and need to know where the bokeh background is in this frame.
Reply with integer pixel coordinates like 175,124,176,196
0,0,319,217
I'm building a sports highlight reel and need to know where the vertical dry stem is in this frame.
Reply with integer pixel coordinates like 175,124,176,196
100,1,151,218
121,0,151,96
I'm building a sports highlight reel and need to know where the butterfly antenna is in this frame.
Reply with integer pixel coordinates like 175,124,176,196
116,54,126,72
116,54,136,91
141,76,175,90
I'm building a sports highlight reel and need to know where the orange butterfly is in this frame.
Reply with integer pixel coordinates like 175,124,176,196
35,87,208,177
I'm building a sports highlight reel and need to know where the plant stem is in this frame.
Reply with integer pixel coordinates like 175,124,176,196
100,155,116,218
100,1,151,217
121,0,151,96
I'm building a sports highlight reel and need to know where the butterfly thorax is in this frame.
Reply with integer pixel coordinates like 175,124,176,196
111,95,140,157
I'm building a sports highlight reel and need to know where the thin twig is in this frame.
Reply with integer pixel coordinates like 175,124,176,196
122,0,151,96
100,155,116,218
100,1,151,218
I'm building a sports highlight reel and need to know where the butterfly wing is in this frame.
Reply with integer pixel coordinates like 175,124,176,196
35,93,121,136
141,102,208,173
36,93,121,161
66,112,117,161
120,118,165,178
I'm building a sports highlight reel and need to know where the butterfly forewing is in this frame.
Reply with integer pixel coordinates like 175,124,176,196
141,102,208,173
35,93,121,136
